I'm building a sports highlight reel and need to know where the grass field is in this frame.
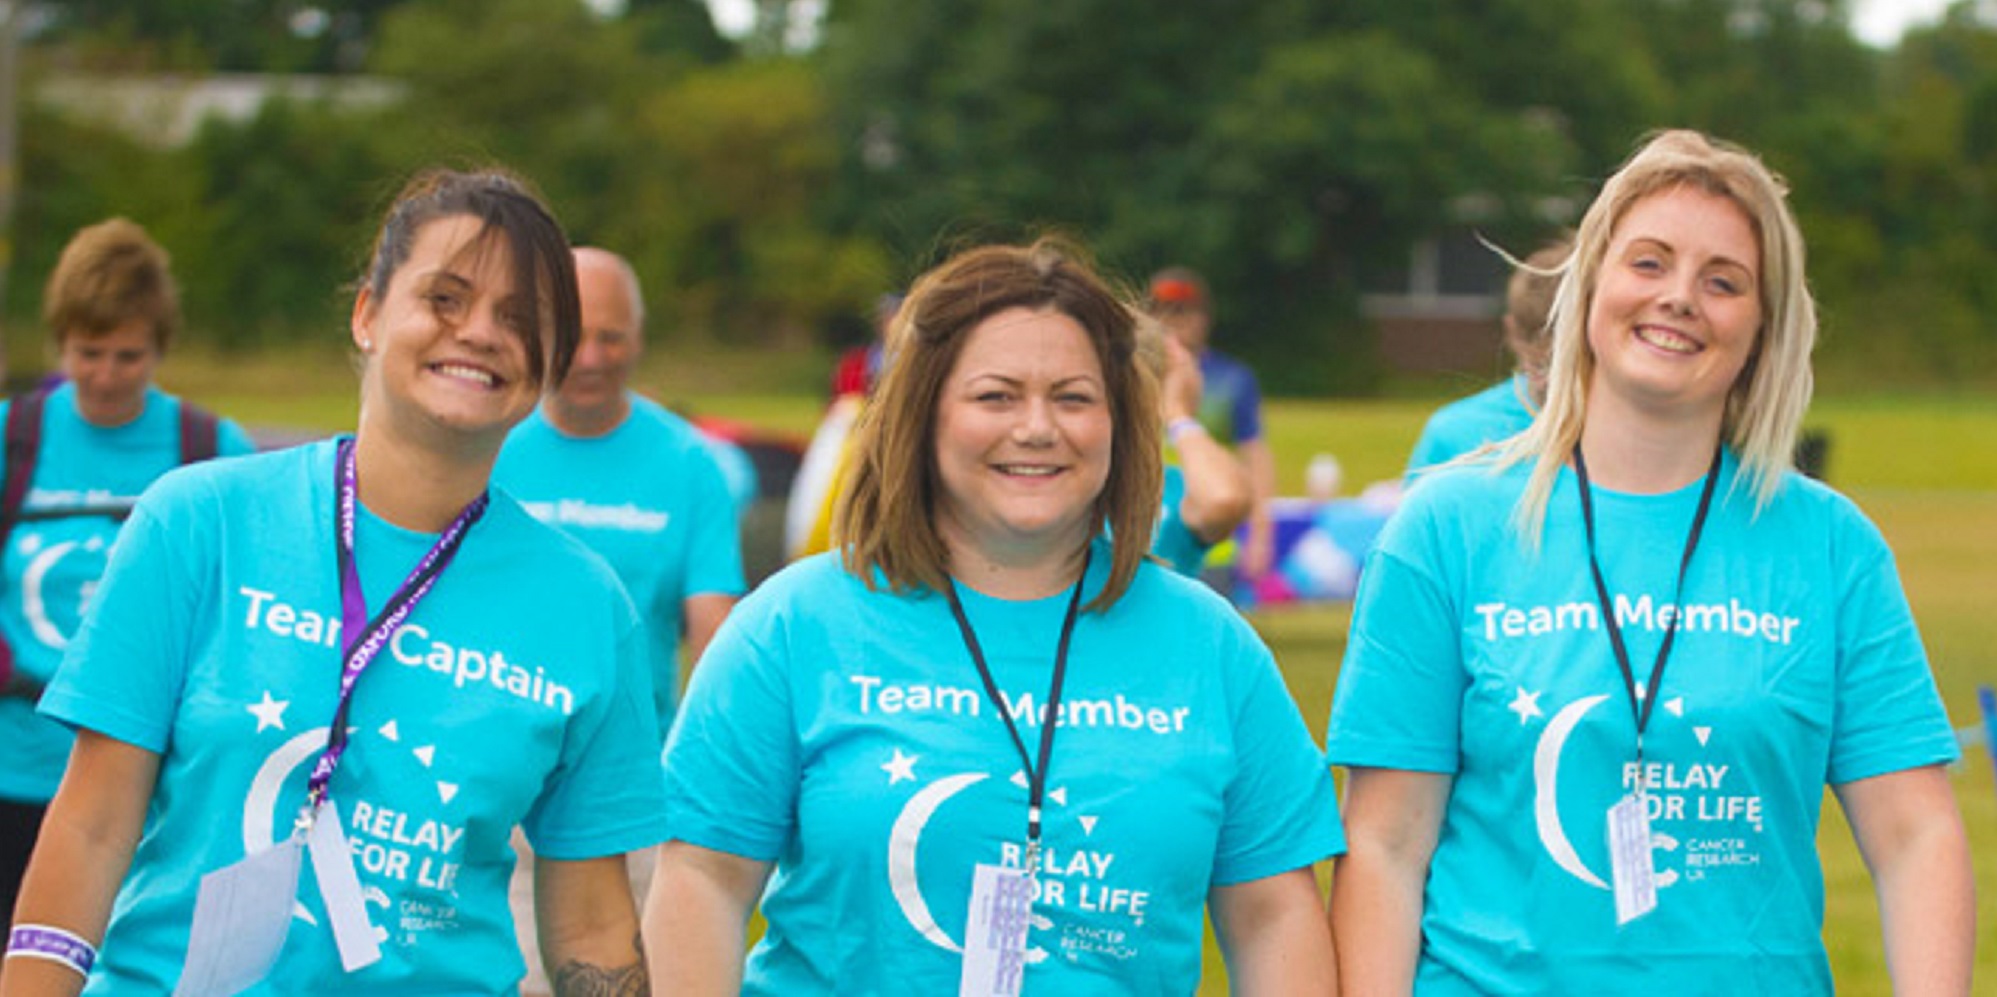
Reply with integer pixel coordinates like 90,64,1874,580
155,348,1996,993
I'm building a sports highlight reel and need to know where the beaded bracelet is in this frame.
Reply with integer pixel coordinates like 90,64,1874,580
6,924,97,977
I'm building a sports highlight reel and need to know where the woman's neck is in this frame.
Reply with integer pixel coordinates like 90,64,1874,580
943,530,1089,602
351,417,496,533
1578,392,1723,494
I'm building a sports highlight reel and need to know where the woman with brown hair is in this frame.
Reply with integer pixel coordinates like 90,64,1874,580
648,238,1342,994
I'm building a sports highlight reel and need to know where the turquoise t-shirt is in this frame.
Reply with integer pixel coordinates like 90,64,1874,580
664,545,1343,995
0,383,255,803
1325,453,1957,994
494,396,746,732
39,439,668,994
1403,376,1534,482
1150,467,1209,577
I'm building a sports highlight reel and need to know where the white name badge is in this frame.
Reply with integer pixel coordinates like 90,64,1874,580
1608,793,1659,925
175,834,302,997
959,863,1033,997
305,800,382,972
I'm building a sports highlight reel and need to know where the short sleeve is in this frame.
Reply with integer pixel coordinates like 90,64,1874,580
680,445,747,601
1324,504,1469,773
38,486,207,753
1825,510,1958,784
1229,368,1263,444
660,603,800,861
522,610,671,858
217,418,260,457
1404,413,1452,481
1211,623,1344,886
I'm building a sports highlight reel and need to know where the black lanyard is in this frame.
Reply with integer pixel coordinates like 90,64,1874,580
305,438,487,811
944,549,1090,850
1572,445,1721,763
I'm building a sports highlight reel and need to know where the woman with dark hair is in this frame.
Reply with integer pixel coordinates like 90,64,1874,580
3,169,665,995
1329,130,1971,994
647,238,1342,994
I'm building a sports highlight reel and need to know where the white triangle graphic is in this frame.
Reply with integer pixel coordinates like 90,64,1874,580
1694,726,1712,747
1079,816,1099,836
437,782,459,805
1664,697,1685,717
378,720,400,741
413,745,436,768
1010,770,1029,789
1049,787,1067,806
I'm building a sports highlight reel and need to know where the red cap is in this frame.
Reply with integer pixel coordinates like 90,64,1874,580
1149,277,1205,307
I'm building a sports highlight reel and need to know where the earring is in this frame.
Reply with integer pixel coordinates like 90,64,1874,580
360,337,373,350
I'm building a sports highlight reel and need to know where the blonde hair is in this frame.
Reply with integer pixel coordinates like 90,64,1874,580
1494,129,1815,545
835,238,1162,611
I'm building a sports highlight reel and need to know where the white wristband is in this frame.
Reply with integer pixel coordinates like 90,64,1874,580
1165,417,1205,445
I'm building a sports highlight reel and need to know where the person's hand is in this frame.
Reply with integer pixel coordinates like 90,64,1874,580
1160,335,1203,422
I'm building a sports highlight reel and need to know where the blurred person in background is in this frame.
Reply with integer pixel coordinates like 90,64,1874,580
1327,130,1971,994
1404,235,1572,480
829,291,902,402
647,238,1342,994
493,245,744,994
0,218,255,924
1138,315,1252,577
1147,267,1277,587
3,169,664,994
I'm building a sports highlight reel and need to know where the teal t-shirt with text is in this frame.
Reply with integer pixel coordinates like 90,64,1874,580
41,440,667,994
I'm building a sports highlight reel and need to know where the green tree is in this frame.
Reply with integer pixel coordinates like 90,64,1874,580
369,0,882,345
4,103,206,360
181,97,398,348
819,0,1627,391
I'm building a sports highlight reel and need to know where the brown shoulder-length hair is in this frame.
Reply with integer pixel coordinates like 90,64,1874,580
835,238,1162,612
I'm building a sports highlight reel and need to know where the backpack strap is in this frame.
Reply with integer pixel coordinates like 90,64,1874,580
0,389,48,698
178,400,220,465
2,388,48,546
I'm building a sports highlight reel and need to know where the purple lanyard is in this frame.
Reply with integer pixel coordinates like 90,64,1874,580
304,438,487,809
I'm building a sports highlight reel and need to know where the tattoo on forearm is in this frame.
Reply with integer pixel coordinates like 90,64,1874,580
549,957,649,997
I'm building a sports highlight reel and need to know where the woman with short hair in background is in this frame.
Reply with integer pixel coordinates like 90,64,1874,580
0,218,256,925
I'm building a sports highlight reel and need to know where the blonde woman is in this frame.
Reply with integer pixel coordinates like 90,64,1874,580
1328,130,1971,994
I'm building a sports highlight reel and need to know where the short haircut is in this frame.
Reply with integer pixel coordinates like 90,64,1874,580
836,237,1162,611
361,168,580,388
574,246,646,331
44,218,180,351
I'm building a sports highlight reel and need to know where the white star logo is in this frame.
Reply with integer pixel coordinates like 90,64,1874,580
247,691,289,732
1507,687,1544,725
881,748,919,785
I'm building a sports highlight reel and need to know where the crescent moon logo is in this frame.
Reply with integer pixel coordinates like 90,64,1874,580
888,772,986,952
244,727,332,923
884,771,1055,965
21,539,83,649
1533,694,1611,889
